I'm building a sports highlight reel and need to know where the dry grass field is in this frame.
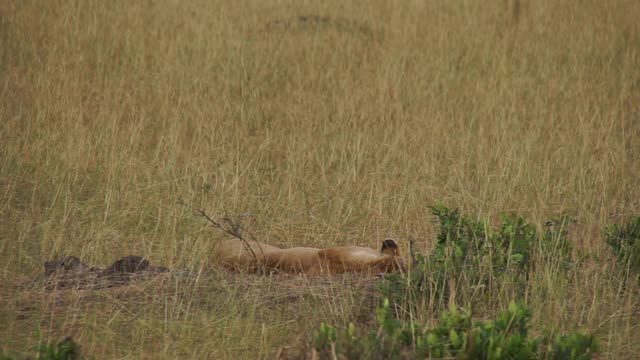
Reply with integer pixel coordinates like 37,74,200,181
1,0,640,358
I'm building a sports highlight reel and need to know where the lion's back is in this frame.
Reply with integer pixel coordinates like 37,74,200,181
213,239,280,271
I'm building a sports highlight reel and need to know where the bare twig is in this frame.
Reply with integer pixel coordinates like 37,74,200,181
177,199,266,270
408,235,418,269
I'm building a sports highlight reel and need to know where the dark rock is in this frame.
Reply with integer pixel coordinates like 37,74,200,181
262,15,376,39
44,256,98,277
149,265,169,273
42,255,170,290
104,256,150,274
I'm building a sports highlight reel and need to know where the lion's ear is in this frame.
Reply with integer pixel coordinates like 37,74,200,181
380,239,399,256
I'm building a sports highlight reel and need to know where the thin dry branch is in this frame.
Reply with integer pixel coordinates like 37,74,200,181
408,235,418,269
177,199,268,270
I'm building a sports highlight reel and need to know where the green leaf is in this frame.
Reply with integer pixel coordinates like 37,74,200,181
449,329,461,348
510,253,524,264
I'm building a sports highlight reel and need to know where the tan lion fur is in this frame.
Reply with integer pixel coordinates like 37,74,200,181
213,239,404,275
213,239,280,272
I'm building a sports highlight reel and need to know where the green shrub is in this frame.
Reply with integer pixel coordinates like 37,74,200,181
545,332,598,360
37,337,82,360
605,216,640,276
378,203,575,309
1,337,86,360
312,300,597,360
464,301,538,359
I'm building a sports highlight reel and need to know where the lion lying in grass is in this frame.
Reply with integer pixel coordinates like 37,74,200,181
213,239,404,275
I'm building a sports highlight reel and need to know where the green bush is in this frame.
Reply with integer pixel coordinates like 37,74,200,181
378,203,575,309
36,337,82,360
546,332,599,360
605,216,640,276
1,337,86,360
312,299,597,360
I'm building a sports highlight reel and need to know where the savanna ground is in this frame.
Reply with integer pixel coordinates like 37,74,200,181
1,0,640,358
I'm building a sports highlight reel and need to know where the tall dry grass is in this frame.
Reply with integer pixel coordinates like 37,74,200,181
1,0,639,358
